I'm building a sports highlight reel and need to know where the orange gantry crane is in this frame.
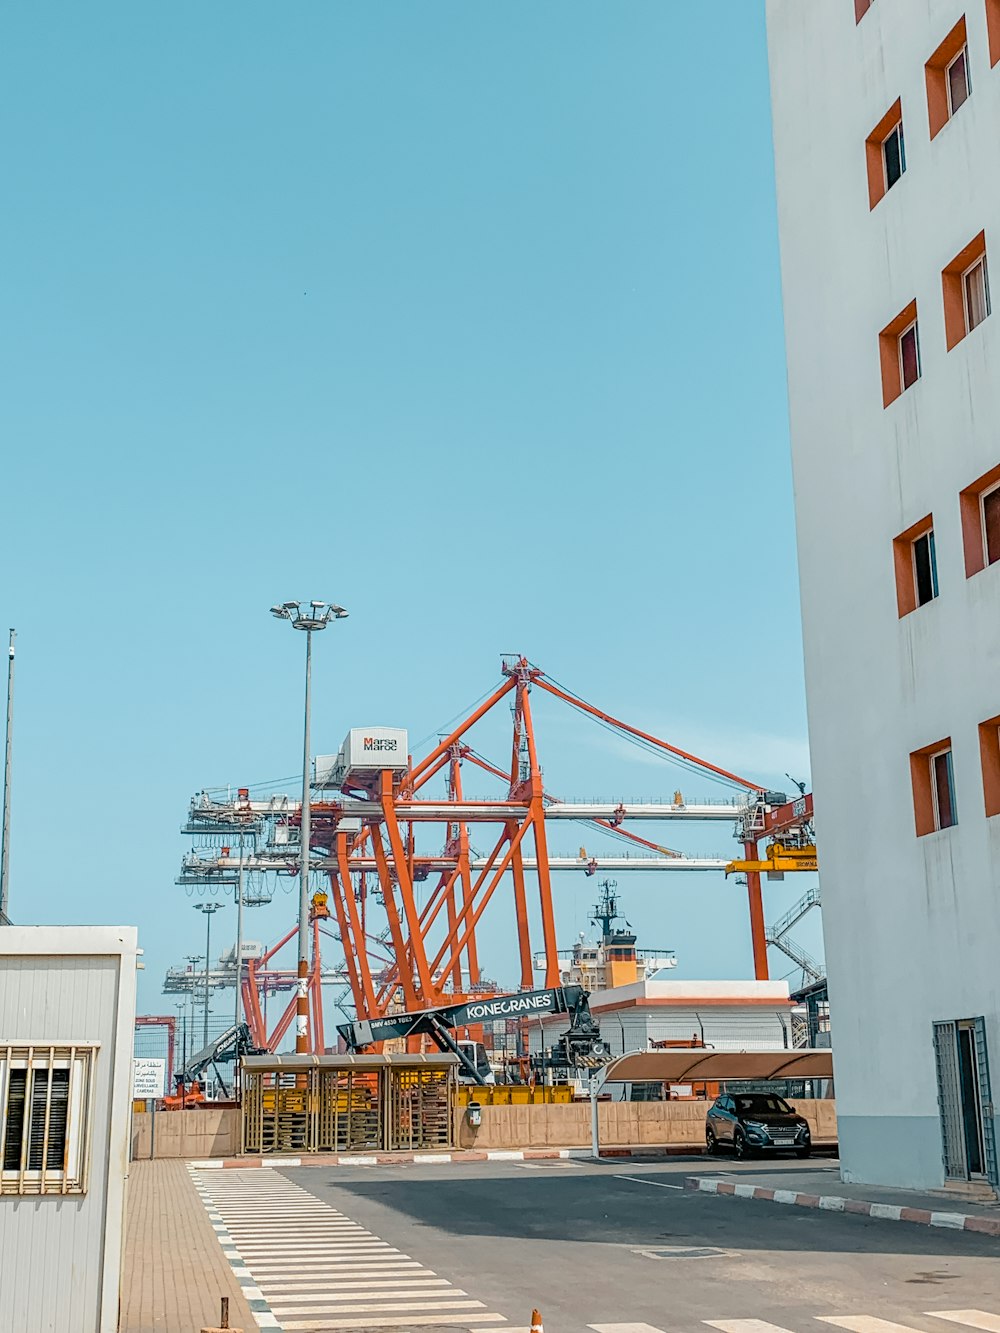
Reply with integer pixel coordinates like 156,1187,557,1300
180,656,815,1048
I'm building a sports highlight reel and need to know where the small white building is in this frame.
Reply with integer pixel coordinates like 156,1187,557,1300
530,978,795,1062
0,926,139,1332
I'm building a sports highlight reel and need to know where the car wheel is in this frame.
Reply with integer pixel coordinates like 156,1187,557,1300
795,1146,811,1159
733,1129,749,1159
706,1127,719,1156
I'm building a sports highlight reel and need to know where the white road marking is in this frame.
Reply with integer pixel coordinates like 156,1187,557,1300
249,1259,417,1271
930,1315,1000,1333
263,1278,449,1292
705,1322,798,1333
819,1319,926,1333
613,1174,685,1190
280,1316,504,1330
590,1324,674,1333
270,1298,486,1314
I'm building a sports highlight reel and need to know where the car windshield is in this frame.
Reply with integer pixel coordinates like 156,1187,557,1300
734,1094,793,1115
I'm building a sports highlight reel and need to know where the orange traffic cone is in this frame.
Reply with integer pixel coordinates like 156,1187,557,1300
530,1311,544,1333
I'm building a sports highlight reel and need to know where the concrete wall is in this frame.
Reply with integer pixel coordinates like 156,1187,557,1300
767,0,1000,1190
131,1099,837,1156
131,1107,240,1160
455,1098,837,1151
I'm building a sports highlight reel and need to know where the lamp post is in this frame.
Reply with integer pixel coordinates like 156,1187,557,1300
235,829,245,1033
174,1001,187,1079
270,600,348,1054
185,954,201,1046
194,903,224,1047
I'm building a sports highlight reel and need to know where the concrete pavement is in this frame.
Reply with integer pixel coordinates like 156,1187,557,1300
225,1156,1000,1332
121,1160,256,1333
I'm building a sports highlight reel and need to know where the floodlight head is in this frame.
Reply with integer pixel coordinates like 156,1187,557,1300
271,598,350,632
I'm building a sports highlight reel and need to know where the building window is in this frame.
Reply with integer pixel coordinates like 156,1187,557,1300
893,515,938,616
959,462,1000,577
948,43,972,114
899,320,921,390
855,0,874,21
879,300,920,407
865,100,905,209
910,738,958,836
926,18,971,139
964,254,990,331
988,0,1000,68
913,529,939,605
0,1045,95,1196
884,122,905,189
931,748,959,829
982,484,1000,565
978,715,1000,817
944,232,990,349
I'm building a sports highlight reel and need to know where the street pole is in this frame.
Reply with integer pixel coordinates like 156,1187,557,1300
235,830,245,1034
176,1003,187,1072
0,629,15,924
194,903,223,1048
270,600,347,1057
186,955,200,1046
204,907,212,1047
297,628,312,1054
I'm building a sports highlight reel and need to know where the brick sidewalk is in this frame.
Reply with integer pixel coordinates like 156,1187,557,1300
121,1159,256,1332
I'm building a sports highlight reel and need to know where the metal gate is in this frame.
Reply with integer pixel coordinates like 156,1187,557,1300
973,1017,998,1188
934,1018,999,1187
933,1020,967,1178
241,1052,458,1155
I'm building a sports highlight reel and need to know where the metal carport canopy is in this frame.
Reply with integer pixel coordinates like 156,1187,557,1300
586,1047,834,1159
597,1047,834,1084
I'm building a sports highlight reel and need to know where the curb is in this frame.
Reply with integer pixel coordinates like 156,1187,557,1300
189,1148,588,1169
684,1174,1000,1236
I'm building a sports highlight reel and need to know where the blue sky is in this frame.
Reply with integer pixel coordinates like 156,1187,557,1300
0,2,818,1024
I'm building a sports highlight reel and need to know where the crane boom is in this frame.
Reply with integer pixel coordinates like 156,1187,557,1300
337,985,607,1085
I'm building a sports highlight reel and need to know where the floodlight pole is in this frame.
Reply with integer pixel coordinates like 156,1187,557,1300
270,601,348,1056
297,628,313,1053
235,829,245,1034
194,903,223,1047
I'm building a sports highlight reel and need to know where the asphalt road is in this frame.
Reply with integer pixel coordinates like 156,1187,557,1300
276,1157,1000,1332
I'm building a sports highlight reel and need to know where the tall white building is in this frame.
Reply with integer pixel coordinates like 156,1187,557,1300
767,0,1000,1191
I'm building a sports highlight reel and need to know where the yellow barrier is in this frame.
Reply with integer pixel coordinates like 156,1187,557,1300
455,1084,573,1106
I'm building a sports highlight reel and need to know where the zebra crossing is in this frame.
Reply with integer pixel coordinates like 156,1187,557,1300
191,1166,508,1330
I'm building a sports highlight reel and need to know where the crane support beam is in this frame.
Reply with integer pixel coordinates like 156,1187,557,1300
182,853,732,875
186,799,748,825
725,843,819,876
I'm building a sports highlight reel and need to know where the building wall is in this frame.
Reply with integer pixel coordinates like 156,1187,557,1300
0,927,138,1332
766,0,1000,1187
